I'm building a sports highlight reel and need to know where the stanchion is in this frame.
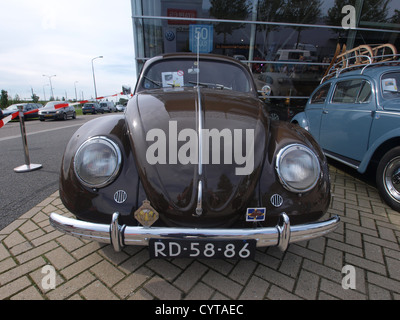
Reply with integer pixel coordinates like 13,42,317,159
13,105,42,173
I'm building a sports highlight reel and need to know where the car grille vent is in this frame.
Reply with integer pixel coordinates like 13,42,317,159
114,190,128,204
270,194,283,207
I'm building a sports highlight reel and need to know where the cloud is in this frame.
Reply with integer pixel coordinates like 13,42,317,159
0,0,137,101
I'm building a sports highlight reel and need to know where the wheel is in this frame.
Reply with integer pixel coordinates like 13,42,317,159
72,112,76,119
269,112,280,121
63,113,67,121
376,147,400,211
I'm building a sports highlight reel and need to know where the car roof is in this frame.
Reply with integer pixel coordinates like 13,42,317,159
323,64,400,83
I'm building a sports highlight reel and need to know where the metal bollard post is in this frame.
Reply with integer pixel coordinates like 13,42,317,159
14,105,42,173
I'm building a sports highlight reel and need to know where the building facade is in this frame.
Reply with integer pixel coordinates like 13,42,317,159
131,0,400,117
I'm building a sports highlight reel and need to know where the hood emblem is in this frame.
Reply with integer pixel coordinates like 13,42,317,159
246,207,266,222
134,200,159,227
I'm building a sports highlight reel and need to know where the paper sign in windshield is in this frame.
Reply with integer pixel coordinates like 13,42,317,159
162,71,184,88
382,78,398,92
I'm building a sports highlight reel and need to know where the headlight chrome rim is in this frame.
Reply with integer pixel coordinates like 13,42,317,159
276,144,321,193
74,136,122,188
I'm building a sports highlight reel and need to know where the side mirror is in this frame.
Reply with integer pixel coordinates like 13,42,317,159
122,85,132,95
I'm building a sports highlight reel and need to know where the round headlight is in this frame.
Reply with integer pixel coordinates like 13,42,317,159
74,136,121,188
261,84,272,96
276,144,321,193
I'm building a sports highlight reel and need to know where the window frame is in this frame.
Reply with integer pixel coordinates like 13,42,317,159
330,79,372,105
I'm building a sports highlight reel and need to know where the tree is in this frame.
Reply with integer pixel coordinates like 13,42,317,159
31,93,39,103
1,90,8,109
209,0,249,54
282,0,322,48
257,0,286,56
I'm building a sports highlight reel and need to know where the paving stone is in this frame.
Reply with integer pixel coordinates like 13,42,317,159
184,282,214,300
202,269,243,299
112,266,153,299
144,276,183,300
294,269,320,300
174,261,208,293
89,260,125,287
0,276,32,300
47,271,96,300
267,285,302,300
80,280,119,300
238,275,269,300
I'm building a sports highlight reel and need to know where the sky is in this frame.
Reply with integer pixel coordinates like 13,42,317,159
0,0,137,103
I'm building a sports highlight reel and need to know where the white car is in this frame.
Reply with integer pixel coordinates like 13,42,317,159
116,104,126,112
99,101,116,113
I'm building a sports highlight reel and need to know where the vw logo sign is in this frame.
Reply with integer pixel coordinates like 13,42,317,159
165,30,175,41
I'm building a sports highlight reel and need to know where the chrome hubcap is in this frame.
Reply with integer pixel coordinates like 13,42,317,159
383,157,400,202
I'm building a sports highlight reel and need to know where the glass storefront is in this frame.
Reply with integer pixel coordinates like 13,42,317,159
131,0,400,120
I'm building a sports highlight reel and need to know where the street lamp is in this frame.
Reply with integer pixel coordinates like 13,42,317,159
42,74,56,100
91,56,103,99
74,81,79,102
43,84,49,101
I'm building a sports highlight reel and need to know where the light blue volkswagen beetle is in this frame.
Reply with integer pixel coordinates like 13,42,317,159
292,51,400,212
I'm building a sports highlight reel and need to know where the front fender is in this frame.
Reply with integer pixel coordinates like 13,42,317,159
59,115,142,225
359,127,400,173
258,121,330,227
291,112,309,131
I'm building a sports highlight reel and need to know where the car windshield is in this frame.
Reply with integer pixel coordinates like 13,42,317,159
382,72,400,99
6,104,20,111
43,101,68,110
138,58,253,94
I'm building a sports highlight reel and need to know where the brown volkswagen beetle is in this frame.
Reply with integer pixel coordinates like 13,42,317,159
50,53,339,259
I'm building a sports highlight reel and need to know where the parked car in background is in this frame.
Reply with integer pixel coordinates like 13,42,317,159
82,102,103,114
99,101,116,113
292,46,400,211
49,53,339,257
116,104,126,112
1,103,43,120
39,101,76,121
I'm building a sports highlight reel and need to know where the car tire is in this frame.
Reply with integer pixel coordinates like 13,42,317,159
376,147,400,211
72,112,76,119
63,113,67,121
269,112,280,121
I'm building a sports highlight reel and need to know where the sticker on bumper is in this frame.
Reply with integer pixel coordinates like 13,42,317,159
246,207,266,222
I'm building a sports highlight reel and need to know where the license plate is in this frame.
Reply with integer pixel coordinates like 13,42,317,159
149,239,256,259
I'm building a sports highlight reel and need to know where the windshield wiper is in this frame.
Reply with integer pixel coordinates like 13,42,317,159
143,76,162,87
188,81,232,90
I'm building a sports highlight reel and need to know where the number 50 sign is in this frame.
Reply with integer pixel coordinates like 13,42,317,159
189,24,213,54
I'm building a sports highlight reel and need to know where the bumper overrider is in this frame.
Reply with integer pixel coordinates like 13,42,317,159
49,212,340,253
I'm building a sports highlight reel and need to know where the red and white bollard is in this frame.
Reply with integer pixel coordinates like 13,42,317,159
13,105,42,173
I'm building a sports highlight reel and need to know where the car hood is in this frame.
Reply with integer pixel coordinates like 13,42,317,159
125,87,269,227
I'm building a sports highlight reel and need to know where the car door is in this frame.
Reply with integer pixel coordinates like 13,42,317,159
304,82,332,141
319,78,374,162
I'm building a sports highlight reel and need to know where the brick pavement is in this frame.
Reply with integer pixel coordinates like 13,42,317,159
0,165,399,300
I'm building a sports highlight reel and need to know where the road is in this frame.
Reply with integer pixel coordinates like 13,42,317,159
0,113,109,230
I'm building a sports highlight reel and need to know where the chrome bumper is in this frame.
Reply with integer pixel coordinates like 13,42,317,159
49,212,340,253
